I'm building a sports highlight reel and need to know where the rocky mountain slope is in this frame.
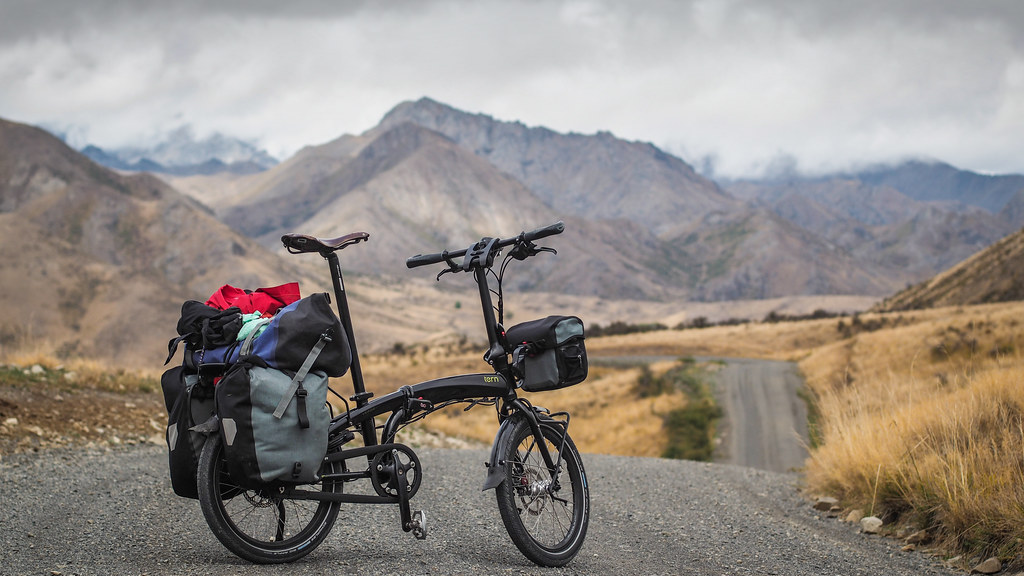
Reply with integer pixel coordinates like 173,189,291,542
726,172,1018,280
176,98,917,301
0,118,295,366
874,224,1024,311
378,98,740,238
205,120,676,299
853,160,1024,214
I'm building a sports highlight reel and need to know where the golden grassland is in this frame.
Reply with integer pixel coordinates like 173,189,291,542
798,302,1024,562
2,345,159,394
585,301,1024,563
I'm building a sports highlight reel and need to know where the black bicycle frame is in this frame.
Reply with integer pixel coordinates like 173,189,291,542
318,240,565,496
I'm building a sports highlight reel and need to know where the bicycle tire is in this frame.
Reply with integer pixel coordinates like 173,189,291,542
495,416,590,566
197,433,341,564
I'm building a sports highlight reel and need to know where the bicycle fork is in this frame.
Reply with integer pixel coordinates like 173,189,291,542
482,400,571,492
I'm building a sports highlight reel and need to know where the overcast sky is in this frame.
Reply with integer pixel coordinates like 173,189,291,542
2,0,1022,178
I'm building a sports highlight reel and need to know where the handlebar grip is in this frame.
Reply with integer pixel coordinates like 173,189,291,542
522,221,564,242
406,252,447,269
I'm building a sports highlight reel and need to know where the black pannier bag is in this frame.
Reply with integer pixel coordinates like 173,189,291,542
506,315,588,392
161,291,349,495
161,365,215,499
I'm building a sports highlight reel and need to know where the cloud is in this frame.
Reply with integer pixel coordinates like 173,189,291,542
1,0,1022,177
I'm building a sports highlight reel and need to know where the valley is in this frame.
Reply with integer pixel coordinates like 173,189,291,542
3,96,1024,570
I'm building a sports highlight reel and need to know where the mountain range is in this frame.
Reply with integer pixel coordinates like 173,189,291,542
5,97,1024,367
80,125,278,176
165,97,1023,302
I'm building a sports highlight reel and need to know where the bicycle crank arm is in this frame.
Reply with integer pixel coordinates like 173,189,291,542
390,448,428,539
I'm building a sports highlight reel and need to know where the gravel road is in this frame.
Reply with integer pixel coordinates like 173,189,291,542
1,443,957,576
712,358,809,473
594,355,810,473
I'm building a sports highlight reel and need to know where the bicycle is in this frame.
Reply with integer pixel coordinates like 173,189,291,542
195,221,590,567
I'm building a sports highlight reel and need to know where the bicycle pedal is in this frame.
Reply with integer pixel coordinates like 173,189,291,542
411,510,427,540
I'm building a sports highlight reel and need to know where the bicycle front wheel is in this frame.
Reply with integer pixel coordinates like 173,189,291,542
197,433,341,564
495,416,590,566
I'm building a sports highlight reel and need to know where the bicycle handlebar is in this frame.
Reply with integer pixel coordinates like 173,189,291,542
405,221,564,269
405,251,454,269
522,220,564,243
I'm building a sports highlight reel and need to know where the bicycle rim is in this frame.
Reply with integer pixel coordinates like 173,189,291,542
497,419,589,566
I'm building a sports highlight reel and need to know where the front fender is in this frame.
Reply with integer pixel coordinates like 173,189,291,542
482,416,519,491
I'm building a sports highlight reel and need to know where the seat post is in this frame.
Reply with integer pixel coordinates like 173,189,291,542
326,251,376,446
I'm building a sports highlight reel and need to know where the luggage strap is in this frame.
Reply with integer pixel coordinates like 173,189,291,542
239,317,274,355
272,331,332,427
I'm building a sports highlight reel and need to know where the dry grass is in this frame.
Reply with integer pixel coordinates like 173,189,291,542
586,316,844,360
798,302,1024,561
560,302,1024,562
2,345,159,393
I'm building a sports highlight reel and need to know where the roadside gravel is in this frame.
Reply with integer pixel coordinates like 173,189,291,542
1,444,957,576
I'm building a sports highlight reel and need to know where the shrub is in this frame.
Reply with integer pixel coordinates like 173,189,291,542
663,400,723,461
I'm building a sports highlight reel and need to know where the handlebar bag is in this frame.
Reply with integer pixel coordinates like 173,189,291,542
506,315,588,392
215,355,329,489
161,365,215,499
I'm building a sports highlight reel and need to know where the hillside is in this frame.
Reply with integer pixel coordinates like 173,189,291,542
189,120,688,300
0,118,297,366
874,225,1024,311
727,174,1015,279
379,97,740,238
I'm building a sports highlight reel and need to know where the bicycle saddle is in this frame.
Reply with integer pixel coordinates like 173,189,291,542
281,231,369,254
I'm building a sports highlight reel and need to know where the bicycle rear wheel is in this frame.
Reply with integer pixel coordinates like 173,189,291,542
197,433,341,564
495,416,590,566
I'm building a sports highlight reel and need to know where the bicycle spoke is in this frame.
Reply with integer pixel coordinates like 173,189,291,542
275,500,286,541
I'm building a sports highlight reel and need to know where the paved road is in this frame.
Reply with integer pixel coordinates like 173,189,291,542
1,444,956,575
712,358,810,473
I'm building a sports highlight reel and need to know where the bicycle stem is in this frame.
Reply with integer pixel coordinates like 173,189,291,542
473,266,512,374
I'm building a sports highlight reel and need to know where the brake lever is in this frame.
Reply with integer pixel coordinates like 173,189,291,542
510,239,557,260
436,250,461,281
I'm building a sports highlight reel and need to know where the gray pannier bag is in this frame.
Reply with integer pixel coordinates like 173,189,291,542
211,292,348,488
215,355,330,488
506,315,588,392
